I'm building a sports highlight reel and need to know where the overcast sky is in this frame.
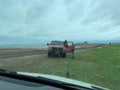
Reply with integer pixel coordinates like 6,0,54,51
0,0,120,44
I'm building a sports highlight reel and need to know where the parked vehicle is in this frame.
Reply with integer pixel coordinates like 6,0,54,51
47,40,74,57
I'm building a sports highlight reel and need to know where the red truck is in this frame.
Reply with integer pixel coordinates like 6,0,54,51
47,40,74,57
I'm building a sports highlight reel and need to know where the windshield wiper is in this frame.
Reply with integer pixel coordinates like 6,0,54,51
61,83,107,90
60,83,92,90
0,69,17,74
36,76,106,90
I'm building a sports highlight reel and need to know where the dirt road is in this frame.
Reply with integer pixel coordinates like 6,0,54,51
0,44,104,59
0,49,47,59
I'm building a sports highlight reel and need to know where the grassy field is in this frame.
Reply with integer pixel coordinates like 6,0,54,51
0,44,120,90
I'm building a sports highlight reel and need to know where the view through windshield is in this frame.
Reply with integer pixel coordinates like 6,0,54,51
0,0,120,90
50,41,64,45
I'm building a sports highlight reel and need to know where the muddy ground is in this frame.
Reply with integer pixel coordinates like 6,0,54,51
0,44,104,60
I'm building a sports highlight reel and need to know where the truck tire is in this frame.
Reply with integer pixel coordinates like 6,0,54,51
48,52,51,57
62,53,66,57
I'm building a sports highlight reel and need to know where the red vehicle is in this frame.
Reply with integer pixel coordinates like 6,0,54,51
65,41,74,53
47,40,74,57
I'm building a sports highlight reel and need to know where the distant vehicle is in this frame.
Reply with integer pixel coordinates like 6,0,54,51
47,40,74,57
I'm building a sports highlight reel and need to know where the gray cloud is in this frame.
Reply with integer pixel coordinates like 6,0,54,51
0,0,120,44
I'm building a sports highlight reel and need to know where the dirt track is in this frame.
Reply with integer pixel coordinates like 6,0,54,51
0,44,104,59
0,49,47,59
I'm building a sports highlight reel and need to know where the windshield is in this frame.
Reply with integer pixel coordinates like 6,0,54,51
50,41,64,45
0,0,120,90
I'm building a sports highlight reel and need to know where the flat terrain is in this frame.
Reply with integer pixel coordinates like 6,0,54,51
0,44,120,90
0,44,103,59
0,48,47,59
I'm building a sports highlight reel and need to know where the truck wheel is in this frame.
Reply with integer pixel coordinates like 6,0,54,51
62,53,66,57
48,52,51,57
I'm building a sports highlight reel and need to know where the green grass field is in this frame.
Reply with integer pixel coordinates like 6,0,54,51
1,44,120,90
